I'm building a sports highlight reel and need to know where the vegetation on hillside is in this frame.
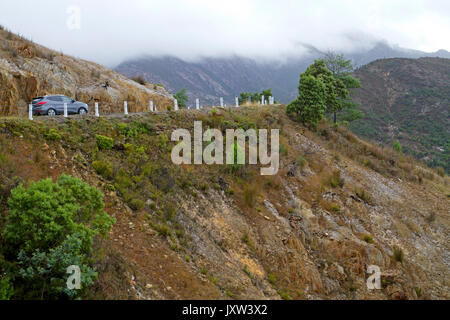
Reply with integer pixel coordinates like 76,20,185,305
174,89,189,108
350,57,450,173
287,56,362,127
0,175,115,299
0,106,447,300
239,89,273,104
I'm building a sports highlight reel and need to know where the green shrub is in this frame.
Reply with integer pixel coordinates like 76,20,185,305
436,167,445,177
129,198,145,211
92,160,113,179
278,290,292,300
330,170,345,188
242,235,251,246
151,223,172,237
0,276,13,300
363,235,374,243
393,140,402,153
243,184,258,207
2,175,115,299
355,188,375,205
268,274,276,285
331,204,340,212
243,266,253,279
96,134,114,150
45,128,61,141
393,246,404,263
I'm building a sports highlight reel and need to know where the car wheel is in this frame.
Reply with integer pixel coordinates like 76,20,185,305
78,107,87,116
47,108,56,117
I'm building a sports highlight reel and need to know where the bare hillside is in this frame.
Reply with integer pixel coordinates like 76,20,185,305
0,27,174,115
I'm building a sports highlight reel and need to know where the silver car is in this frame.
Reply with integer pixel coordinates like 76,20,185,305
32,95,89,116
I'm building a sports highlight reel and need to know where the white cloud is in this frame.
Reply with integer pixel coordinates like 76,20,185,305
0,0,448,66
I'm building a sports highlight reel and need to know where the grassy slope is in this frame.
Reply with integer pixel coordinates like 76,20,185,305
0,106,449,300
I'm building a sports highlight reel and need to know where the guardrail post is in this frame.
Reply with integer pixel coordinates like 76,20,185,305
220,97,224,108
64,103,68,118
124,101,128,115
174,99,178,111
235,97,239,108
95,102,99,117
150,100,154,112
261,95,265,105
196,99,200,110
29,104,33,121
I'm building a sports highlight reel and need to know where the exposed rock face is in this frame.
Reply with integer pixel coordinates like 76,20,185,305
0,29,174,115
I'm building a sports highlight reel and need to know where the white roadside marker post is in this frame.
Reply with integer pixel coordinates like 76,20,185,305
64,103,68,118
95,102,99,117
124,101,128,115
235,97,239,108
150,100,154,112
196,99,200,110
220,97,224,108
174,99,178,111
29,104,33,121
261,95,265,105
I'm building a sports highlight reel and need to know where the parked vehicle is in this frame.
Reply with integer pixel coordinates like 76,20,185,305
31,95,88,116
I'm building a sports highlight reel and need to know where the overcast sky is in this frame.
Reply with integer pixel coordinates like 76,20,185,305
1,0,449,66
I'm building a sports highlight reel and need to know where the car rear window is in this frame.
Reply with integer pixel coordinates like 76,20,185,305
32,97,43,103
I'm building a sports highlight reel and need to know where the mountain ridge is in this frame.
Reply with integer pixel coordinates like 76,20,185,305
115,42,450,105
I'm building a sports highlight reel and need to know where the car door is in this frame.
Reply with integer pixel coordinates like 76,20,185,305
48,96,63,114
62,96,75,114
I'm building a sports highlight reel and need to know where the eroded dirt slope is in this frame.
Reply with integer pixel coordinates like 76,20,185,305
0,106,448,300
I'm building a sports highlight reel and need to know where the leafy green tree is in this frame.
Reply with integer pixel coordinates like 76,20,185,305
260,89,273,101
239,92,251,104
324,51,354,76
323,52,363,123
174,89,188,108
287,74,327,127
302,60,347,123
239,89,273,104
2,174,115,299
